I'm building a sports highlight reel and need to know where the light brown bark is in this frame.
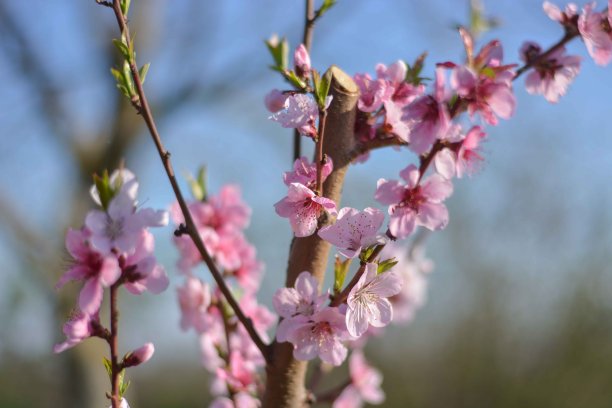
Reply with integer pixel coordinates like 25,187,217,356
262,66,359,408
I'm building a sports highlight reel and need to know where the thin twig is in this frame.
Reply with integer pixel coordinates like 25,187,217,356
109,283,121,408
106,0,271,363
515,31,578,78
314,109,328,195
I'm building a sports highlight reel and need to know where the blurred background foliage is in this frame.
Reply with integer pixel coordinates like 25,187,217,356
0,0,611,407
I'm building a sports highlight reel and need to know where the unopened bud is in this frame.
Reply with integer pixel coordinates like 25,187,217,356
294,44,311,79
123,342,154,368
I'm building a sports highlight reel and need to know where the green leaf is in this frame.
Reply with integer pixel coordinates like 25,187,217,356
284,70,307,90
265,36,289,71
481,66,496,79
112,38,130,60
186,166,207,201
318,69,333,106
121,0,131,17
406,52,428,86
315,0,337,19
102,357,113,380
122,60,135,96
359,245,376,263
333,256,351,295
139,63,150,84
377,258,398,274
119,379,130,398
93,170,114,211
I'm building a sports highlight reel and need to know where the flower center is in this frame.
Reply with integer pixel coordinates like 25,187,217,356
105,216,124,240
399,186,425,212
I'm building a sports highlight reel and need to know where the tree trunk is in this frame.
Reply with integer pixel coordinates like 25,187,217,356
262,66,359,408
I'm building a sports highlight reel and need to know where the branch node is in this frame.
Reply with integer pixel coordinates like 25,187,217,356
173,223,188,237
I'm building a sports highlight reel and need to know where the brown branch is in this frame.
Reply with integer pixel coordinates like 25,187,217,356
349,137,407,162
262,66,359,408
109,284,121,408
105,0,271,363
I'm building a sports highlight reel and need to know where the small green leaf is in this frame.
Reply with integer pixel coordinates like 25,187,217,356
102,357,113,380
315,0,337,20
139,63,150,84
186,166,207,202
119,379,130,398
284,70,307,90
122,60,135,96
112,38,130,60
359,245,376,263
406,52,428,86
265,36,289,71
121,0,131,17
93,170,113,211
333,256,351,295
481,66,495,79
318,69,333,106
377,257,398,274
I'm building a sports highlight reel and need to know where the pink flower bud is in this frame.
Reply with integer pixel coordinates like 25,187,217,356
264,89,288,113
123,342,155,367
294,44,311,79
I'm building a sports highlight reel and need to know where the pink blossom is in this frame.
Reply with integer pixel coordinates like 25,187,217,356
283,156,333,190
123,342,155,367
375,164,453,239
200,334,225,371
434,125,487,179
318,207,385,258
56,228,120,315
376,60,424,107
171,185,252,273
381,243,433,324
108,399,131,408
381,101,411,143
215,351,257,394
543,1,578,22
264,89,288,113
294,44,311,78
122,230,169,295
280,307,351,366
333,351,385,408
353,73,391,113
402,67,451,154
451,29,516,125
210,393,259,408
578,2,612,66
520,42,581,103
54,311,97,353
177,277,213,333
239,294,276,342
270,93,331,138
345,263,402,337
85,183,168,255
273,271,327,320
274,183,337,237
230,241,264,294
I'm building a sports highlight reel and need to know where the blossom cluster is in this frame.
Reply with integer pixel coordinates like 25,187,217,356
261,2,612,404
172,185,275,407
55,168,169,355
